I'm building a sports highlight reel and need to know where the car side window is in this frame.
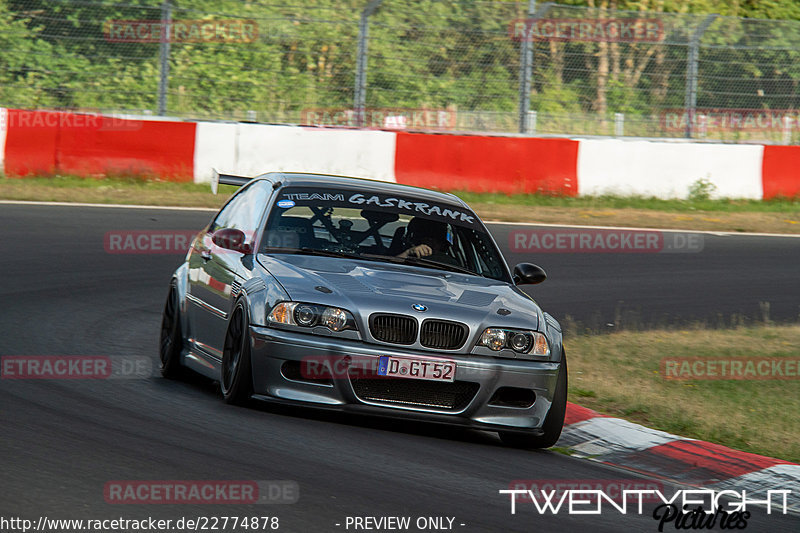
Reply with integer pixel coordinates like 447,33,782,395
459,228,505,280
210,181,272,233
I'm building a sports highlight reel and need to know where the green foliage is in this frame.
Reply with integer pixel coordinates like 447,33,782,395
531,69,583,114
1,0,800,133
688,178,718,201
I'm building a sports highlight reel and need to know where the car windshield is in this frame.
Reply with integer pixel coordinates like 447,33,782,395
261,186,509,281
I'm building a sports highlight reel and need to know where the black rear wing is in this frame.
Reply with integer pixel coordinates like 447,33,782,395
210,169,252,195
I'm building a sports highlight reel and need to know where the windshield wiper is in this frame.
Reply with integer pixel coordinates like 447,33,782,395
263,247,390,263
263,247,477,276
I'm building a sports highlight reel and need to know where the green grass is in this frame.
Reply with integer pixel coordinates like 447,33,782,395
0,174,237,195
2,174,800,233
3,174,798,213
454,190,800,214
567,325,800,463
0,174,236,207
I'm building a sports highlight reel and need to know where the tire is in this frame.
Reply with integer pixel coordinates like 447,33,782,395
159,283,184,379
220,300,254,405
499,352,568,449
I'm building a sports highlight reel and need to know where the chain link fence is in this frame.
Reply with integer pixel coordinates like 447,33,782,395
3,0,800,143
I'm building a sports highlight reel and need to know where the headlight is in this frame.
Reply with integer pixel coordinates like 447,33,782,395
268,302,357,333
480,328,507,351
510,332,532,352
295,304,318,327
268,302,297,325
321,307,348,332
477,328,549,356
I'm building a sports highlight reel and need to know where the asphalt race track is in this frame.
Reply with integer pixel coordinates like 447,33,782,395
1,203,799,533
490,224,800,329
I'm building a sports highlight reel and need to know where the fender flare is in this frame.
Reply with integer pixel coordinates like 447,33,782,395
543,312,564,363
171,263,191,342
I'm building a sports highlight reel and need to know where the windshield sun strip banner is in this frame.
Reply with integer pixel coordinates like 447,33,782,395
274,188,482,230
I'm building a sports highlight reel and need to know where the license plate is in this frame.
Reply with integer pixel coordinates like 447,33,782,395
377,356,456,382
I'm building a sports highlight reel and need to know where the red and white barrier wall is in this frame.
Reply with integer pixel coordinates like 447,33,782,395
0,109,6,173
1,108,798,199
193,122,396,183
576,139,765,199
0,109,195,179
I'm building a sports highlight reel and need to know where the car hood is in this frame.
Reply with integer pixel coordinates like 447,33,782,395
257,253,543,335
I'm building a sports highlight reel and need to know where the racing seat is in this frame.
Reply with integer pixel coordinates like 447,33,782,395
402,217,459,265
387,226,407,255
405,217,449,249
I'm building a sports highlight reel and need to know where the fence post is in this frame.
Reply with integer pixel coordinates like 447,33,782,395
157,0,172,116
782,116,793,145
518,2,553,134
684,14,717,138
354,0,384,127
614,113,624,137
527,110,537,133
517,0,536,134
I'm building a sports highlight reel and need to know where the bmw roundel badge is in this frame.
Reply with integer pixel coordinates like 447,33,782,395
412,304,427,312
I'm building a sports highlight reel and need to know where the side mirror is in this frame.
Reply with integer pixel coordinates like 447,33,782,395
212,228,252,254
513,263,547,285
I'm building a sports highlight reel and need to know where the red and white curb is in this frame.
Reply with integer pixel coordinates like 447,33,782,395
559,403,800,511
3,107,800,199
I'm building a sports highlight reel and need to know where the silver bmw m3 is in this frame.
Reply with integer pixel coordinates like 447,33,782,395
160,172,567,448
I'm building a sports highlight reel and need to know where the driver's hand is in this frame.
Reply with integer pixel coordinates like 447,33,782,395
400,244,433,258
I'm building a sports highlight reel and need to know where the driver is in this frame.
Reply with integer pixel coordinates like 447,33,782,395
397,217,454,263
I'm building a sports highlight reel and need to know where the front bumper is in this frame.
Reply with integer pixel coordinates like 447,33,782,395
249,326,561,433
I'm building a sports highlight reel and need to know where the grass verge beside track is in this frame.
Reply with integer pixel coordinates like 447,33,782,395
0,175,234,208
458,191,800,234
566,324,800,462
2,175,799,233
